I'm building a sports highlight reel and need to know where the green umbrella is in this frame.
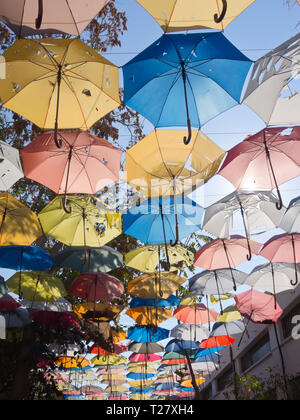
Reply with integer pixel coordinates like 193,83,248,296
55,246,123,273
7,271,67,302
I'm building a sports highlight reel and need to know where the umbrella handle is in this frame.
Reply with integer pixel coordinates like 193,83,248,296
275,190,283,211
62,195,72,214
183,122,192,146
291,235,298,286
35,0,44,29
214,0,227,23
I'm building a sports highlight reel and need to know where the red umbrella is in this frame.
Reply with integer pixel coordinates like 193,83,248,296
69,273,124,303
0,294,21,310
173,304,219,325
194,235,261,290
199,336,234,349
259,233,300,286
21,131,121,213
90,343,126,356
129,353,162,363
31,311,79,329
218,126,300,210
161,358,188,365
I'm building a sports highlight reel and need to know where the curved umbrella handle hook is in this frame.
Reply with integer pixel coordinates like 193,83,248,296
275,189,283,211
170,207,179,247
214,0,228,23
183,120,192,145
246,238,252,261
54,129,63,149
62,195,72,214
35,0,44,29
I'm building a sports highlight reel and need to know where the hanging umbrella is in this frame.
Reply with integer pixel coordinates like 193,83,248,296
243,33,300,126
98,370,125,377
127,365,157,374
0,275,9,298
217,305,242,323
0,245,56,271
31,311,79,329
128,272,186,300
279,196,300,233
0,39,120,147
0,308,31,328
127,342,164,354
21,297,72,312
126,306,172,326
123,32,252,145
7,271,67,302
101,378,127,386
56,356,90,370
123,196,203,251
55,245,123,274
194,235,261,290
91,355,127,366
173,304,219,325
170,324,210,343
136,0,256,32
129,380,155,388
126,372,155,380
0,294,21,310
163,351,196,360
189,268,247,296
39,195,122,248
90,343,126,356
0,141,23,191
200,336,235,349
259,233,300,287
165,339,200,354
218,126,300,210
125,244,193,273
211,320,246,337
129,386,154,393
129,353,162,363
0,0,110,37
127,325,169,343
73,302,124,321
129,295,180,308
125,129,225,196
181,377,205,388
69,273,124,303
203,191,286,259
21,131,122,212
0,192,42,246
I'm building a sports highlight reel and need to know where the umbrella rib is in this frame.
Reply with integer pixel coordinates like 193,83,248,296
154,71,182,127
65,0,80,37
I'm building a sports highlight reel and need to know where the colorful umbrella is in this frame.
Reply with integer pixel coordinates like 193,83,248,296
126,306,172,326
127,325,169,343
0,39,120,139
127,365,157,374
129,353,162,363
129,295,180,308
0,0,110,36
181,377,205,388
217,305,242,323
136,0,256,32
125,129,225,196
39,195,122,248
126,372,155,380
21,131,122,212
173,304,219,325
218,126,300,210
55,245,123,274
123,32,251,144
0,141,23,191
194,235,261,290
91,355,127,366
279,196,300,233
90,343,126,356
0,193,42,246
189,269,247,296
73,302,124,321
0,294,21,310
128,272,186,299
31,311,79,329
56,356,90,370
21,298,72,312
170,324,210,343
165,339,200,353
200,336,235,349
127,342,164,354
0,245,55,271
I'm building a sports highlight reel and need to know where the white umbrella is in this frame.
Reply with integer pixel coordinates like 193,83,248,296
279,197,300,233
243,32,300,126
128,342,164,354
21,298,72,312
0,141,24,191
189,268,247,296
170,324,210,343
211,320,245,337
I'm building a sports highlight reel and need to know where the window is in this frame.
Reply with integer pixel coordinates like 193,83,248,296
217,367,233,392
281,302,300,340
241,334,271,372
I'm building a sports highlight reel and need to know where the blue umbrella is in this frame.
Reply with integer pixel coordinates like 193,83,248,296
127,372,155,380
123,196,203,251
165,339,199,353
123,32,252,144
0,246,56,271
129,295,180,308
127,325,169,343
194,347,225,359
129,387,154,393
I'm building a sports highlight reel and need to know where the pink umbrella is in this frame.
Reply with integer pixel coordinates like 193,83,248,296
0,294,21,310
218,126,300,210
21,131,121,213
260,233,300,286
96,367,124,375
129,353,162,363
194,235,261,290
31,311,79,329
101,379,127,385
173,304,219,325
69,273,124,303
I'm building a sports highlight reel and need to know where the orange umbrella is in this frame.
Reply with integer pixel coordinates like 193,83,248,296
161,358,188,365
200,336,235,349
173,304,219,325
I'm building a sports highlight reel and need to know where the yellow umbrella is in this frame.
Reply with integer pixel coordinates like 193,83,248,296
181,377,206,388
217,305,242,322
127,365,157,374
101,374,126,380
125,244,194,273
179,296,197,306
105,385,128,393
125,129,225,197
91,355,127,366
0,39,120,134
73,302,124,321
130,394,150,400
126,306,172,326
56,356,90,370
7,271,67,302
39,195,122,248
0,192,42,246
210,294,234,304
128,272,186,299
136,0,256,32
128,380,154,388
112,329,127,344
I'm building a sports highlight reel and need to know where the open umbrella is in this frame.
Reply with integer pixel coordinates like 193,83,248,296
0,38,120,145
125,129,225,196
0,307,31,328
56,356,90,370
127,325,169,343
243,33,300,126
129,353,162,363
69,273,124,303
0,0,110,37
170,324,210,343
173,304,219,325
0,294,21,310
127,365,157,374
218,126,300,210
73,302,124,321
194,235,261,290
202,191,286,260
0,275,9,298
39,195,122,249
55,245,123,274
217,305,242,323
91,355,127,366
21,131,122,212
127,342,164,354
0,141,23,191
0,192,42,246
279,196,300,233
21,298,72,312
126,306,172,326
123,32,252,145
128,272,186,299
129,295,180,309
136,0,256,32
